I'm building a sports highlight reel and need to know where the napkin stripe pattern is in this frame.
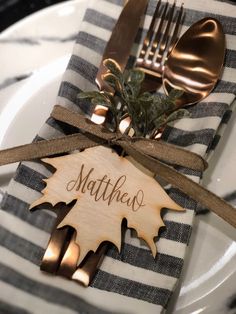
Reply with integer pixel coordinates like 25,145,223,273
0,0,235,313
0,300,30,314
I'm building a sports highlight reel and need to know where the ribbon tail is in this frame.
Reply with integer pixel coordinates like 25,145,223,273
132,138,208,172
120,141,236,229
0,133,100,166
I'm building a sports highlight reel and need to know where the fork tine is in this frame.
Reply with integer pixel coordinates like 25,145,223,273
167,3,184,56
137,0,161,62
156,1,176,62
136,1,184,87
146,1,169,62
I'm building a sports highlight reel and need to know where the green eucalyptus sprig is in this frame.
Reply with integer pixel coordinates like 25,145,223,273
78,59,190,138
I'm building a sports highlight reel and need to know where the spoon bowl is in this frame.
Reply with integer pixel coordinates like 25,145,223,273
163,17,225,107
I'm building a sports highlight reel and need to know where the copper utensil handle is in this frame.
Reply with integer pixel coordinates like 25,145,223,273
41,226,72,273
57,231,80,278
72,244,108,286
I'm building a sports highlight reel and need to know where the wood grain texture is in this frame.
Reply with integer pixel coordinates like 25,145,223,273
31,146,184,264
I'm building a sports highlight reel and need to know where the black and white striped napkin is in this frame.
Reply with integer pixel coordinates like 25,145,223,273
0,0,236,313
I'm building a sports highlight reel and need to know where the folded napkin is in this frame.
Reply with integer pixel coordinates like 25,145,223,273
0,0,236,313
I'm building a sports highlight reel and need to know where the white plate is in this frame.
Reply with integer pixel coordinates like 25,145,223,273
0,1,235,313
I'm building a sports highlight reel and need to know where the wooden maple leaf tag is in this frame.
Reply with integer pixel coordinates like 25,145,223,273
31,146,184,264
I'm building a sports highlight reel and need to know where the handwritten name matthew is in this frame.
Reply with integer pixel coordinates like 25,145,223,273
66,164,145,212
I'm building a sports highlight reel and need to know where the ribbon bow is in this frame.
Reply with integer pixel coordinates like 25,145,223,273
0,105,235,228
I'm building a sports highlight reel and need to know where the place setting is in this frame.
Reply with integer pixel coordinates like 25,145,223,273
0,0,235,313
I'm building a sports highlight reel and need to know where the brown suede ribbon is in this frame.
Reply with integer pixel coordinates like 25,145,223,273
0,105,235,228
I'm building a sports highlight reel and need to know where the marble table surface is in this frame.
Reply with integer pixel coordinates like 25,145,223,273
0,0,69,32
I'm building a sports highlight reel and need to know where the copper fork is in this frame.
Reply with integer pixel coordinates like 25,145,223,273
137,0,184,92
40,0,184,286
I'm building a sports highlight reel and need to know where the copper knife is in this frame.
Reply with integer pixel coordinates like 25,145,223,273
74,0,149,285
73,0,149,285
92,0,149,124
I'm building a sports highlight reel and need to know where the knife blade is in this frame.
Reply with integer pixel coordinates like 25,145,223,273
92,0,148,124
96,0,149,91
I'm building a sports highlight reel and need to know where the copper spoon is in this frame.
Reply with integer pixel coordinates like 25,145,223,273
163,17,225,107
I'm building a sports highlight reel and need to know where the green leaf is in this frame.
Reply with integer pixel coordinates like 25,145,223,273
103,73,122,92
163,98,176,112
168,89,184,100
91,96,111,108
126,81,140,98
152,93,163,104
103,59,122,77
139,92,153,100
166,109,190,123
153,114,166,129
151,93,176,116
138,92,154,110
128,99,141,113
139,92,154,102
78,91,102,99
129,69,145,84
